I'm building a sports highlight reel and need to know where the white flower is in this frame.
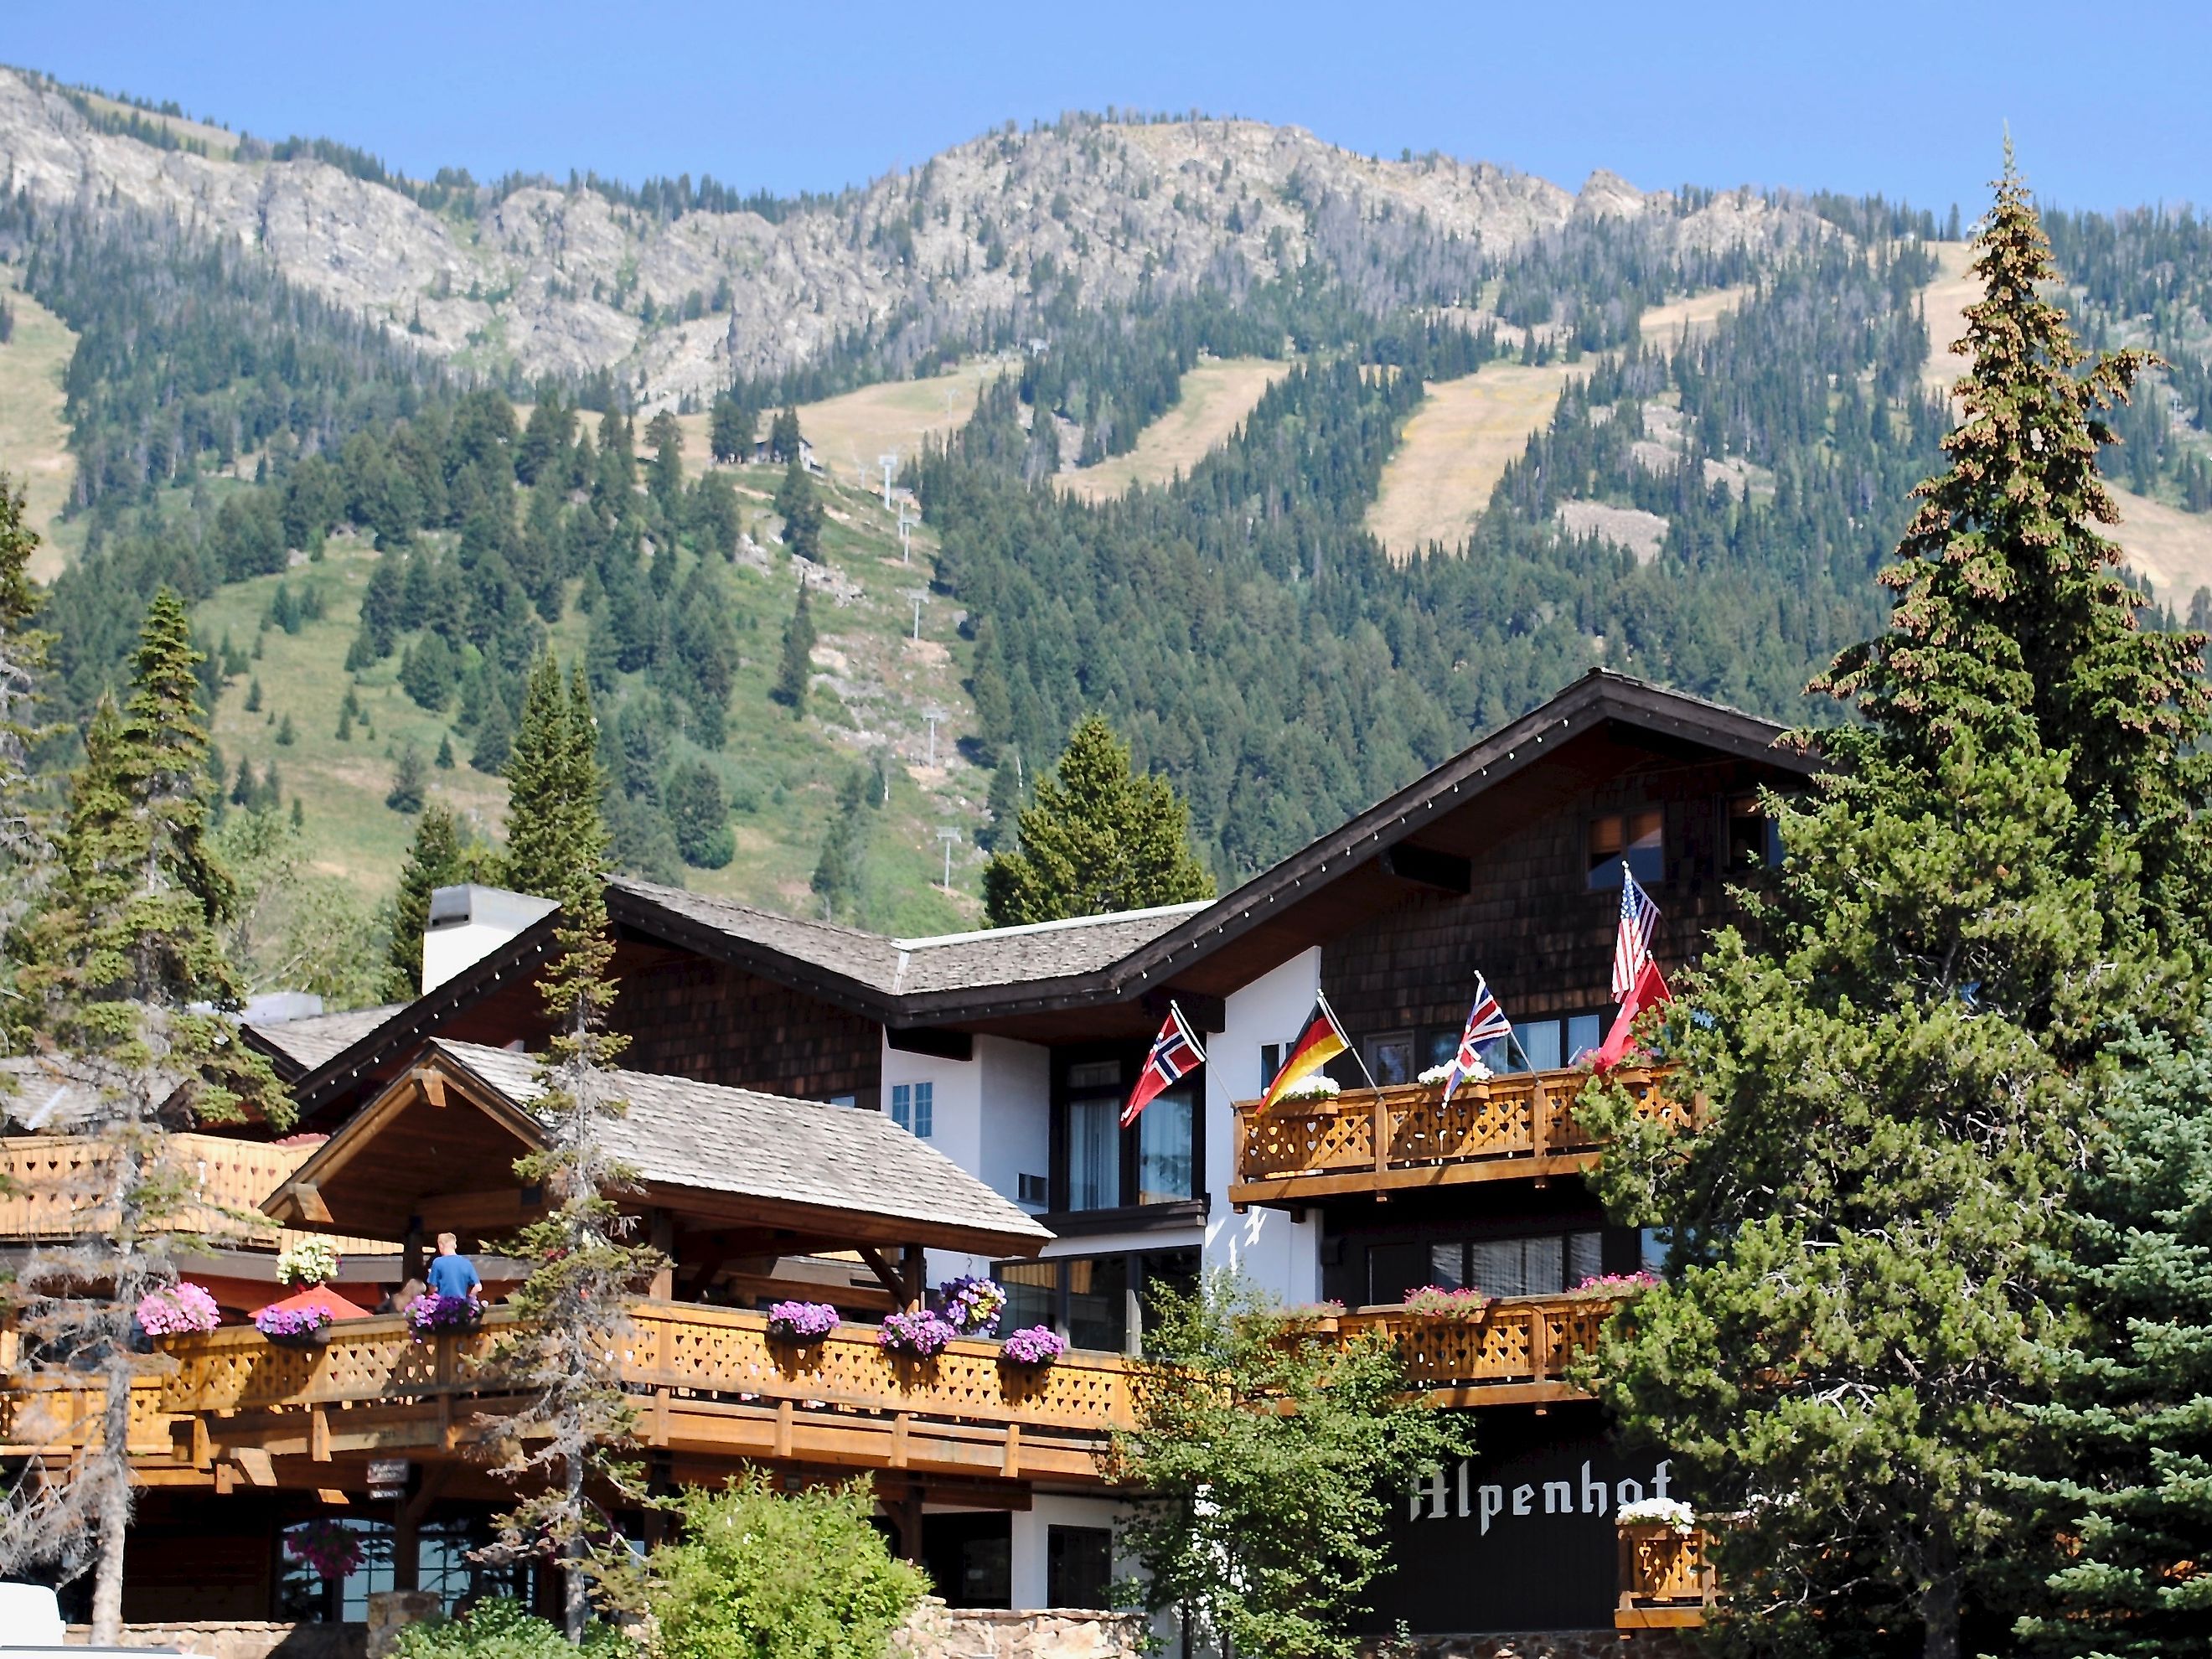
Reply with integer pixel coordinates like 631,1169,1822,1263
1417,1062,1454,1086
1418,1057,1491,1088
1276,1072,1341,1103
1617,1496,1696,1534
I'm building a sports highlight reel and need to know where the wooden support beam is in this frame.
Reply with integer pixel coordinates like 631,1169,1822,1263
1002,1421,1021,1481
900,1242,926,1312
648,1211,674,1301
292,1183,333,1225
856,1247,908,1309
417,1188,535,1234
310,1406,330,1463
419,1071,447,1110
774,1399,793,1461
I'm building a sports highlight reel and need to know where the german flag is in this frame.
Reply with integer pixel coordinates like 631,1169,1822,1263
1258,998,1351,1112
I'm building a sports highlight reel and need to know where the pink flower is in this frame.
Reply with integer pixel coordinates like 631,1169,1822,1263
136,1283,221,1336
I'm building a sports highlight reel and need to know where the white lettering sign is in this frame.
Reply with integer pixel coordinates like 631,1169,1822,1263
1412,1457,1676,1533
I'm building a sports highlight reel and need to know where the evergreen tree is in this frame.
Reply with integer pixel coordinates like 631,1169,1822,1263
502,656,607,901
664,761,733,870
707,393,755,464
383,801,468,1002
401,630,459,712
471,691,515,777
275,712,296,747
385,744,426,814
771,579,815,716
774,457,822,561
1816,148,2211,941
644,409,685,508
768,404,802,465
435,732,455,769
1578,159,2205,1659
483,678,658,1641
809,766,871,922
0,478,53,971
6,592,282,1642
982,715,1214,926
2012,1013,2212,1657
244,677,262,713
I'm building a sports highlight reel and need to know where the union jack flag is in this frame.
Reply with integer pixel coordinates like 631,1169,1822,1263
1444,974,1513,1104
1124,1002,1207,1128
1612,866,1661,1001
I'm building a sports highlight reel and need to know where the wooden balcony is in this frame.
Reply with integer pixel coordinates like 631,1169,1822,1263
0,1134,395,1258
108,1301,1136,1491
1230,1065,1687,1207
1322,1291,1625,1405
1616,1522,1715,1628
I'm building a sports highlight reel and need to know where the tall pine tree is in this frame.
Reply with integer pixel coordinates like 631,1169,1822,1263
482,660,659,1641
383,803,472,1002
6,592,283,1642
503,654,607,900
1579,156,2207,1659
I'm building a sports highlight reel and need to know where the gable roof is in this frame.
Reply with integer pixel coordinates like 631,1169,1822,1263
245,1005,406,1078
267,1040,1053,1258
284,669,1811,1092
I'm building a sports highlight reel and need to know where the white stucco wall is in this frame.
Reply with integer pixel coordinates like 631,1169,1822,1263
1202,946,1325,1304
882,1031,1052,1286
1009,1492,1130,1611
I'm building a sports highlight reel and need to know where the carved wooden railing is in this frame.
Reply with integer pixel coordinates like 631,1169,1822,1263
1616,1522,1715,1628
1315,1291,1626,1402
151,1301,1136,1435
0,1133,395,1258
1231,1065,1688,1203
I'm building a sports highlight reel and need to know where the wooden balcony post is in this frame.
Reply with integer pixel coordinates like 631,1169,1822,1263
1372,1093,1391,1182
901,1242,927,1312
1530,1074,1550,1164
648,1210,674,1301
1233,1106,1248,1189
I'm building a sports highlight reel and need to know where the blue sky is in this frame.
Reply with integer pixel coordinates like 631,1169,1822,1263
9,1,2205,214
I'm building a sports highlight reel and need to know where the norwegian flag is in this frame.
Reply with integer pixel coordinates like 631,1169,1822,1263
1443,974,1513,1104
1611,866,1661,1001
1124,1002,1207,1129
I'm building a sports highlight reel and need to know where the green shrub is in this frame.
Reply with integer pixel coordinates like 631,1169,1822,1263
646,1473,926,1659
391,1598,633,1659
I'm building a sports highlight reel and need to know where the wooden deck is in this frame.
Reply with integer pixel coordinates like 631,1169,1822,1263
0,1289,1632,1491
1230,1065,1687,1206
0,1133,395,1258
1615,1522,1715,1628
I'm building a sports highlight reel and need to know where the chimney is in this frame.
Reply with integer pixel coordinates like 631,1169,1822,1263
422,885,560,995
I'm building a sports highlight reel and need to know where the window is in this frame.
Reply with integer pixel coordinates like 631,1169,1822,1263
1567,1013,1604,1062
1414,1230,1606,1299
1515,1020,1563,1072
1729,793,1785,869
1588,809,1664,888
1136,1090,1196,1204
1259,1042,1283,1090
1048,1527,1114,1610
1016,1172,1051,1208
1366,1031,1415,1087
888,1082,934,1139
1067,1096,1119,1211
992,1248,1198,1356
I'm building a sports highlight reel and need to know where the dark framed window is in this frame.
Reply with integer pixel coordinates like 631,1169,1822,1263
1365,1031,1415,1088
1587,809,1663,889
1406,1230,1605,1301
1052,1049,1201,1212
1728,793,1785,870
1048,1526,1114,1609
991,1248,1199,1355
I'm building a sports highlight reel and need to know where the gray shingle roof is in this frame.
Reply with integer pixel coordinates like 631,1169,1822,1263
250,1006,406,1072
608,876,1203,997
429,1040,1052,1252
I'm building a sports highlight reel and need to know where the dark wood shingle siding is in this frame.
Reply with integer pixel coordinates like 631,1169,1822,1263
618,954,883,1110
1321,757,1775,1037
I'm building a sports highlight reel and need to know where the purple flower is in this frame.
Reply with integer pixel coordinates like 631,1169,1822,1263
1000,1325,1066,1367
255,1305,333,1339
878,1309,957,1358
137,1282,220,1336
766,1300,840,1341
406,1293,481,1338
937,1275,1006,1336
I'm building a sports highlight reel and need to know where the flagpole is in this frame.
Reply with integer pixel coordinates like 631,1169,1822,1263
1320,990,1379,1090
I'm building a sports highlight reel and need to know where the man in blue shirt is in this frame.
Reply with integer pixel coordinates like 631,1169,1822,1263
426,1232,482,1303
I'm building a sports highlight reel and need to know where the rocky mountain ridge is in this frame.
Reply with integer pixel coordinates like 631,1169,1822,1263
0,68,1827,408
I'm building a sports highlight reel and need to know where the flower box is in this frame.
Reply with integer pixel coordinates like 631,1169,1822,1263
878,1309,956,1359
999,1326,1067,1367
938,1275,1006,1337
765,1300,840,1342
406,1293,483,1340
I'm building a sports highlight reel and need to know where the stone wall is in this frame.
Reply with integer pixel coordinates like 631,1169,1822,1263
66,1623,364,1659
894,1600,1150,1659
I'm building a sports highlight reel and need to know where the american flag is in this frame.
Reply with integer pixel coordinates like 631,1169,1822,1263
1444,974,1513,1103
1611,866,1660,1001
1124,1002,1207,1128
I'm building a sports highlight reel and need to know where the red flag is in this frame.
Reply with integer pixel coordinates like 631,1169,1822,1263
1593,956,1672,1071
